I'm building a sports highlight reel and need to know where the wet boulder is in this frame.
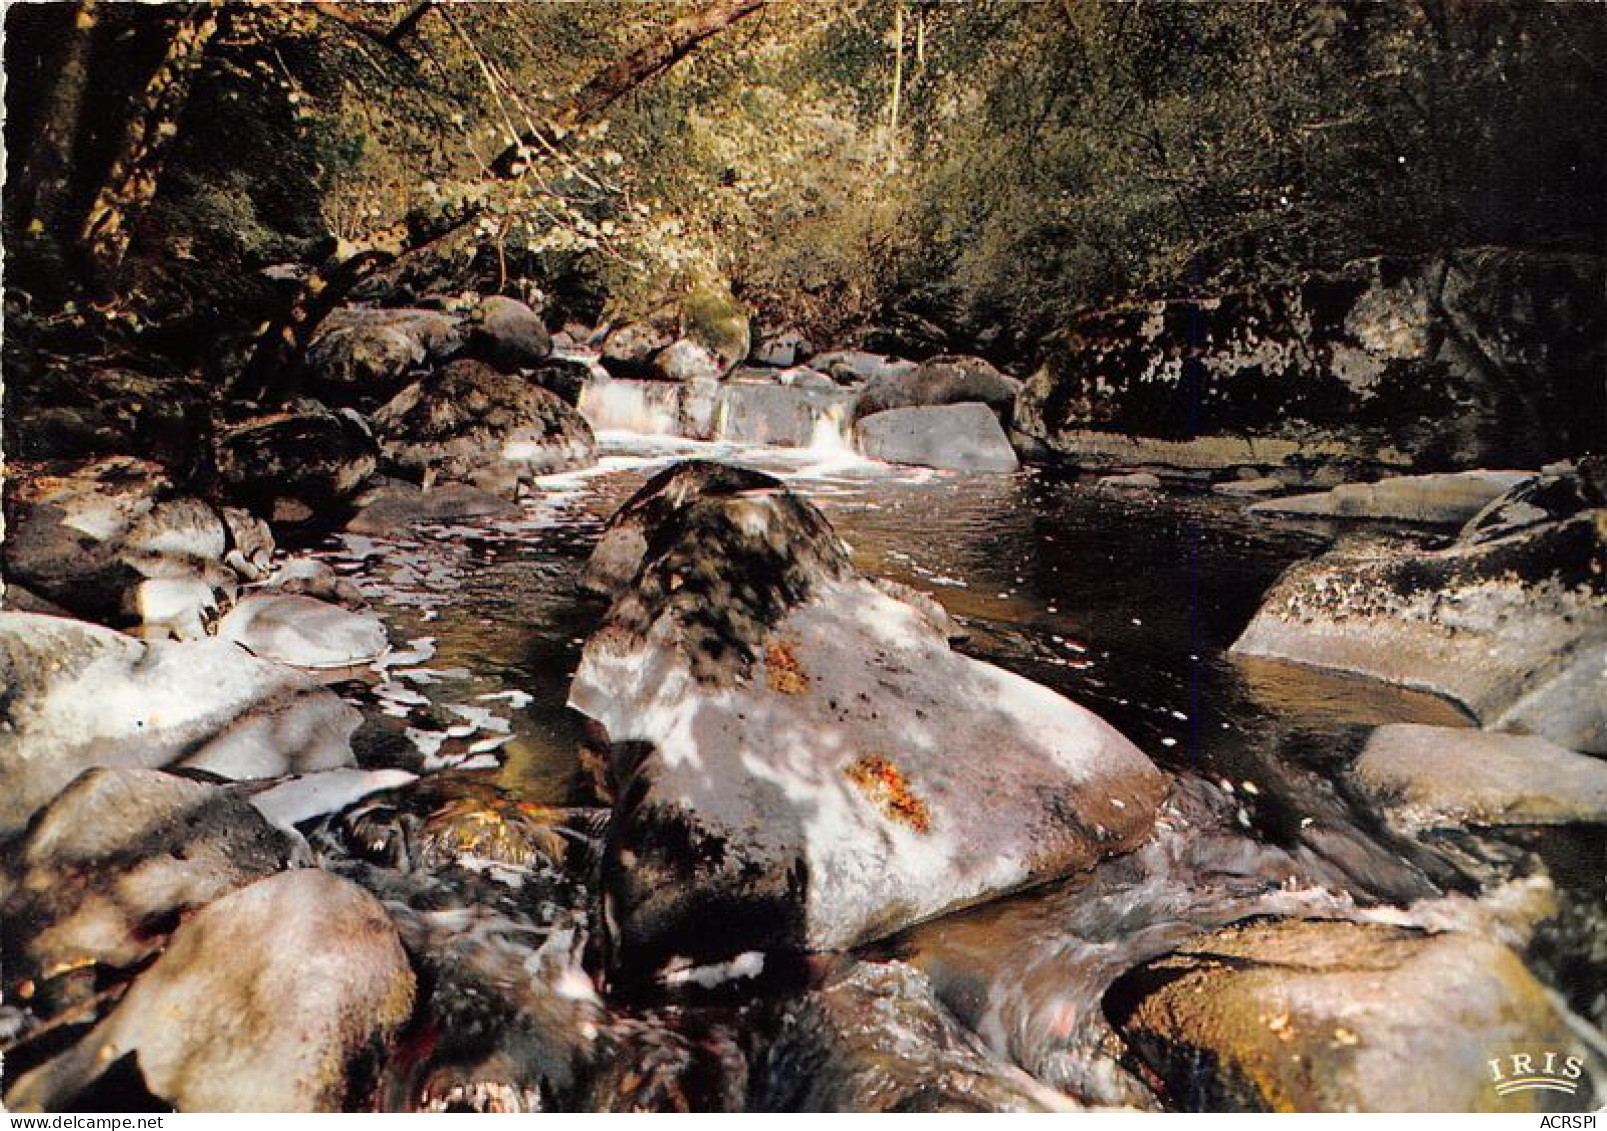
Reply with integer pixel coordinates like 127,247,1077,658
856,402,1021,473
465,294,551,370
5,870,416,1112
1247,470,1534,525
1352,723,1607,831
1231,510,1607,753
1109,918,1597,1112
216,593,389,671
1,769,298,1008
209,400,380,533
756,962,1071,1112
371,358,597,496
306,305,463,408
569,464,1165,981
0,612,359,836
850,354,1021,425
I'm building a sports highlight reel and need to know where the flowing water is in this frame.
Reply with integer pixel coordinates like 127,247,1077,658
308,429,1602,1107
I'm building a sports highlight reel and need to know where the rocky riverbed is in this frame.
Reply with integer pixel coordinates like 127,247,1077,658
3,283,1606,1112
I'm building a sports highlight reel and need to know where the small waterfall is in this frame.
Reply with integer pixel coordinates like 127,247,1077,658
577,374,858,454
577,377,683,436
806,400,855,454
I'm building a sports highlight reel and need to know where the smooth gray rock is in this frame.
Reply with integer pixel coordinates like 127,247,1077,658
1231,512,1607,753
1353,723,1607,830
0,613,359,835
1460,457,1607,544
1248,470,1534,524
752,331,815,368
5,870,416,1112
856,403,1021,472
811,350,918,387
216,593,389,670
569,469,1162,980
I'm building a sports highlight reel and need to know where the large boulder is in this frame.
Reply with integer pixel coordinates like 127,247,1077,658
209,400,380,533
371,358,596,496
1230,509,1607,753
569,464,1164,981
856,402,1021,472
1248,470,1534,525
1015,250,1607,475
5,870,416,1112
1110,918,1598,1112
850,354,1021,425
756,962,1070,1112
464,294,551,370
0,613,359,836
1352,723,1607,831
306,305,463,408
1,769,298,1006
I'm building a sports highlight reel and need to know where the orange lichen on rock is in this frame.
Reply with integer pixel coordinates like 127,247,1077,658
846,754,931,833
764,639,810,695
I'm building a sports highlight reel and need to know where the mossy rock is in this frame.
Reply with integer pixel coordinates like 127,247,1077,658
680,288,751,374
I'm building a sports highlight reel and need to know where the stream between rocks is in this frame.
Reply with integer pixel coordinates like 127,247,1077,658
293,430,1604,1110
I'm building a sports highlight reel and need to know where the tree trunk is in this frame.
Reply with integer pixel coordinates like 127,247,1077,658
488,0,769,175
9,1,99,290
78,2,223,287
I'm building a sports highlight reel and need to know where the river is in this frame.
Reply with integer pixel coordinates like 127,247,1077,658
306,429,1603,1108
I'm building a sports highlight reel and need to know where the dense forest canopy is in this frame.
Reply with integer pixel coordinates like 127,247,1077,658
6,0,1606,365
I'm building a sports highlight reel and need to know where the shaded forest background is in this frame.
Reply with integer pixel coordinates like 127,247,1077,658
6,0,1607,374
